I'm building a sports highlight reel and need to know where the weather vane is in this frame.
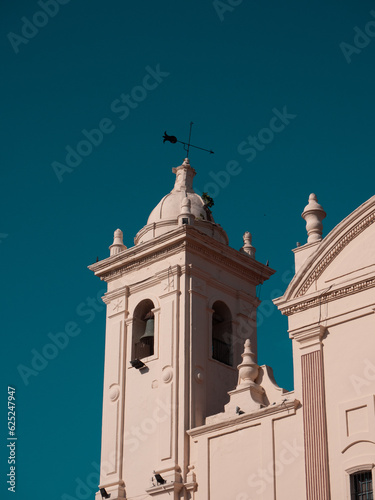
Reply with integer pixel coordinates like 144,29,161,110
163,122,214,157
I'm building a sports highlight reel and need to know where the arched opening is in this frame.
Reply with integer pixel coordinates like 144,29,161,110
350,470,373,499
212,301,232,366
132,299,155,359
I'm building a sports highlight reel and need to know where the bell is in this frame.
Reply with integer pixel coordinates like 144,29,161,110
140,317,154,342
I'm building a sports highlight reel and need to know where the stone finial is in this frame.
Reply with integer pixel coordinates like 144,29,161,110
237,339,259,387
241,231,256,258
109,228,127,256
302,193,326,244
172,158,196,193
216,338,265,415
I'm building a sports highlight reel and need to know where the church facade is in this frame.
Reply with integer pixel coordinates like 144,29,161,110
89,158,375,500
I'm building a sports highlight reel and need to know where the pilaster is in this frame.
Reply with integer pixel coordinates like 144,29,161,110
292,324,330,500
96,287,129,499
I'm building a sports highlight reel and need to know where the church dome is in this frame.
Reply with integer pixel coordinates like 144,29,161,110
147,182,213,225
134,158,228,245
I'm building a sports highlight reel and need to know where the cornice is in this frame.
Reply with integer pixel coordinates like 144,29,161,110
102,285,129,304
184,239,274,285
89,226,275,285
187,399,299,438
97,242,185,282
88,227,186,275
278,276,375,316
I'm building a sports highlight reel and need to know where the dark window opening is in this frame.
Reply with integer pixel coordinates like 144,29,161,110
132,300,155,359
350,471,373,500
212,301,232,366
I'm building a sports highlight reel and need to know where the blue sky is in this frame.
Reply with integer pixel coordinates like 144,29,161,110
2,0,375,498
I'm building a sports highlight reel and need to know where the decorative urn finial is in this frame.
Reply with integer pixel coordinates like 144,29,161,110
109,228,127,256
302,193,326,244
216,338,265,417
237,339,259,387
241,232,256,258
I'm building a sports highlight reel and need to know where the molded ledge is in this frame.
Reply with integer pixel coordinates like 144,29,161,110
194,399,300,432
289,324,326,348
95,483,125,500
145,481,184,496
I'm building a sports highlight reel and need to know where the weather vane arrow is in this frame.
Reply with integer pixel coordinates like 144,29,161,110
163,122,214,157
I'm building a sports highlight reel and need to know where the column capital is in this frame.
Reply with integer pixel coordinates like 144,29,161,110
289,323,326,349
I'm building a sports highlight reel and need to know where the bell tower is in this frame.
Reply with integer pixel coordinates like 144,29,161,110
89,158,274,500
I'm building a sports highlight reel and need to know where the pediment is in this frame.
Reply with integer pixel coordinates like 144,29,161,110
283,196,375,301
321,227,375,287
